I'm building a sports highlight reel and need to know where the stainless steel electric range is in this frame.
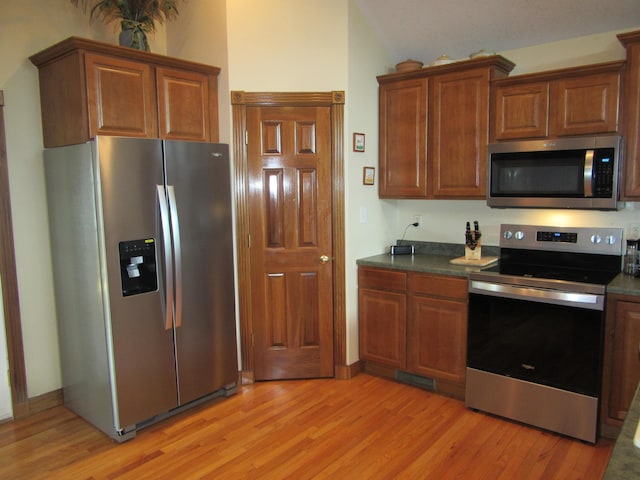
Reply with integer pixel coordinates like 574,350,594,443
466,224,623,443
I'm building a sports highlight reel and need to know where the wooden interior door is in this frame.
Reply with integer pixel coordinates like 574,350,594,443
247,105,334,380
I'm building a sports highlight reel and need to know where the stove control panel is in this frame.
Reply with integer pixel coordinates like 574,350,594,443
500,224,623,255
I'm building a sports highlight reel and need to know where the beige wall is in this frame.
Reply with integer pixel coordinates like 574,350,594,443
0,1,638,397
345,2,395,364
0,2,169,398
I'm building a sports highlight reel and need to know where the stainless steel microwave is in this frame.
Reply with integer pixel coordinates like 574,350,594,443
487,135,622,210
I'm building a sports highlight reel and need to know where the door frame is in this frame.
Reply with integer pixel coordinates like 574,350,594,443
231,91,347,382
0,91,28,417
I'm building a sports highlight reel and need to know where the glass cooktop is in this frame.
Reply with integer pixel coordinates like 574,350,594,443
485,247,621,286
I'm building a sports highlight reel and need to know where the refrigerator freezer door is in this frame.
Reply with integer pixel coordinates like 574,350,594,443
97,137,178,430
45,143,117,438
164,141,238,405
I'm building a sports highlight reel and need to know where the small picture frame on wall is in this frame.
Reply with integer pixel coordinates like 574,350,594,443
353,132,365,152
363,166,375,185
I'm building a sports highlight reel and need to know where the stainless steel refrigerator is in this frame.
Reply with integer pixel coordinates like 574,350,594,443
44,136,238,442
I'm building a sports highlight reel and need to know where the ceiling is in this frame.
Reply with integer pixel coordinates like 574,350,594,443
354,0,640,67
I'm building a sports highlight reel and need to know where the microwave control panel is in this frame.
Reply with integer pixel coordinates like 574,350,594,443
593,148,615,197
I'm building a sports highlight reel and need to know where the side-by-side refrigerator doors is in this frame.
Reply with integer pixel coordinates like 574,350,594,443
164,141,238,405
97,137,178,431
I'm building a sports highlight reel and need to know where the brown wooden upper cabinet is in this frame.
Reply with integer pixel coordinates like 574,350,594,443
619,30,640,199
377,56,514,199
30,37,220,147
491,61,623,142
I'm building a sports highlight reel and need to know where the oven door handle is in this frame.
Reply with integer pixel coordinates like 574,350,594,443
469,280,605,311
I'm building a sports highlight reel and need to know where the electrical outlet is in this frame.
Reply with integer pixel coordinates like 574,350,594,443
629,223,640,239
413,215,423,229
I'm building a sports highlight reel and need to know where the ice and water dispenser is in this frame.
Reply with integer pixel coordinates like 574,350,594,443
119,239,158,296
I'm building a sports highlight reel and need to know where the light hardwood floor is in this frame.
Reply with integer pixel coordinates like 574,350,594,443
0,374,613,479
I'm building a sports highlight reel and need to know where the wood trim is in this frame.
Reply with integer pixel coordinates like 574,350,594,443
207,73,220,143
0,91,29,418
617,30,640,48
231,90,346,380
231,99,253,378
330,92,346,372
334,361,364,380
29,36,220,76
231,91,341,107
5,393,65,421
376,55,516,84
491,60,625,87
23,389,63,417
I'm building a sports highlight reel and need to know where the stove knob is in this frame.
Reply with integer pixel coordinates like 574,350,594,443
590,234,602,244
503,230,513,240
605,235,617,245
514,231,525,240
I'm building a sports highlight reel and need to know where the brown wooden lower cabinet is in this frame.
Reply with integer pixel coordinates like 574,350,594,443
358,267,407,368
358,266,467,399
601,293,640,437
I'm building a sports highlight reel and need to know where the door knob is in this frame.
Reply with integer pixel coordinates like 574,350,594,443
320,255,330,263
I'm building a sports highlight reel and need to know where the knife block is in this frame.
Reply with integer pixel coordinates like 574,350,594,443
465,243,482,260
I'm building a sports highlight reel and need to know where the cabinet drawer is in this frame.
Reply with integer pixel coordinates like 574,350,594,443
408,272,467,300
358,267,406,292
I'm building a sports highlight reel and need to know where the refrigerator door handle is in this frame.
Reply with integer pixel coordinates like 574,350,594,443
167,185,183,328
157,185,174,331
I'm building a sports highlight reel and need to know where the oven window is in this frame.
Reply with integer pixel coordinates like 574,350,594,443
490,151,584,197
467,293,604,397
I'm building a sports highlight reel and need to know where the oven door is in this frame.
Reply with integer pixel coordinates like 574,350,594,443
467,281,605,397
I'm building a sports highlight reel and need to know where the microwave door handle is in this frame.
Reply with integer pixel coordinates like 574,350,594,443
584,149,594,197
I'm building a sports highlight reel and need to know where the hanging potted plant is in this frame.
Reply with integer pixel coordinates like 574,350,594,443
71,0,182,51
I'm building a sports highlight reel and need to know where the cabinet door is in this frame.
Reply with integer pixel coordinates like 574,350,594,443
429,68,489,198
359,288,406,368
408,295,467,384
608,300,640,421
553,72,620,136
378,78,428,197
494,82,549,140
622,40,640,198
156,67,212,142
85,53,158,138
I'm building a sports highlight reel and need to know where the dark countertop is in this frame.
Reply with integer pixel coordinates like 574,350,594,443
356,252,492,278
604,384,640,479
607,273,640,296
356,241,501,278
357,241,640,297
